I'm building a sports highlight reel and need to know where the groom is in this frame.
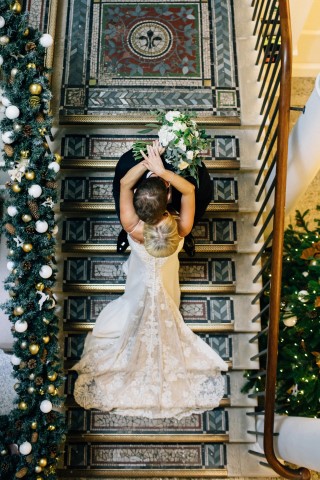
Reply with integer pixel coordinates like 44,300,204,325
113,147,213,256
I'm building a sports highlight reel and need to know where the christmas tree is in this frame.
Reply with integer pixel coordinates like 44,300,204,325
0,1,65,478
243,207,320,418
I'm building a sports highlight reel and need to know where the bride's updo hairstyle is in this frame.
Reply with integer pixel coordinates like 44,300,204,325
133,177,167,225
144,213,181,258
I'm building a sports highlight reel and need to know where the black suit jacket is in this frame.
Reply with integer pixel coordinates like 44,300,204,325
113,149,213,225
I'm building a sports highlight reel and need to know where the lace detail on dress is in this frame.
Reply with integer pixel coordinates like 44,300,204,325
73,238,228,419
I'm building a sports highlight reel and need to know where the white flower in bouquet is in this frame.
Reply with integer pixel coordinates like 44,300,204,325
172,121,187,132
186,150,194,161
177,138,187,152
158,125,177,147
165,110,181,122
132,110,210,184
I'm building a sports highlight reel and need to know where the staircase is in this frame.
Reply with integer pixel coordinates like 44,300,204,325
45,0,281,478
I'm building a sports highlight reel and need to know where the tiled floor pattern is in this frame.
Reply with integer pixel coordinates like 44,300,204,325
62,216,237,245
22,0,51,31
61,134,240,164
60,0,239,117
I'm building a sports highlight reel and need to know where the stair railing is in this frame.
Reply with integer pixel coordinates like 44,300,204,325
249,1,310,478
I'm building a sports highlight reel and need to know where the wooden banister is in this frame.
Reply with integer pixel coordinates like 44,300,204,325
262,2,310,478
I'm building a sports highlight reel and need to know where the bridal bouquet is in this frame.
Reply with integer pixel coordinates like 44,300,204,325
132,110,210,184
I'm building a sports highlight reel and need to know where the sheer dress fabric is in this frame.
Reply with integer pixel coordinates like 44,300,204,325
73,237,228,419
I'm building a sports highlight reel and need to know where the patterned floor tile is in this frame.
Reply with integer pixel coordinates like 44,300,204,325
65,442,226,469
22,0,51,31
66,408,228,434
61,133,240,166
61,176,238,204
63,258,236,285
64,294,234,326
62,216,236,245
60,0,239,116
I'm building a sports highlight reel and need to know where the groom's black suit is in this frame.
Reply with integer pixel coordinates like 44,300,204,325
113,149,213,224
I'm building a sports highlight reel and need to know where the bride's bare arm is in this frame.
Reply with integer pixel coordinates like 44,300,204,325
120,162,148,233
140,142,195,237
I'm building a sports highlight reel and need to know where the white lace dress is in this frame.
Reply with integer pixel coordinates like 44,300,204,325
73,237,228,419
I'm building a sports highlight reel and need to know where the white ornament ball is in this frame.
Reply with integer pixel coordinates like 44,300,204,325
0,16,5,28
35,220,48,233
7,261,15,271
15,320,28,333
11,68,18,77
302,271,309,277
39,34,53,48
5,105,20,119
19,442,32,455
28,184,42,198
298,290,309,303
7,206,18,217
1,96,11,107
1,130,15,144
52,225,59,236
0,55,3,66
48,161,60,173
39,265,52,279
283,316,298,327
40,399,52,413
11,354,21,366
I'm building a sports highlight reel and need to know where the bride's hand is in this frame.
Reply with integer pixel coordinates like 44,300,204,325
141,141,166,177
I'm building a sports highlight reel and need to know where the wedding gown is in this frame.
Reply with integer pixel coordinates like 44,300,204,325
73,236,228,419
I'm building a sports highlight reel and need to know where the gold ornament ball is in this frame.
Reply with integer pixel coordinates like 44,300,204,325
9,290,16,297
13,306,24,316
23,28,29,36
36,282,45,291
38,127,47,135
1,449,7,455
43,317,50,325
27,62,36,69
25,171,35,180
11,68,18,77
47,372,57,381
14,382,20,390
47,384,55,394
29,83,43,95
29,343,40,355
31,421,37,430
35,466,42,473
20,341,27,349
43,142,49,149
12,268,18,275
54,153,62,164
0,36,10,45
27,386,35,394
12,183,21,193
9,249,14,256
22,214,32,223
10,2,22,13
39,388,45,395
38,458,47,468
36,477,43,480
47,425,55,431
42,335,50,344
310,259,318,267
22,243,33,253
19,401,28,410
20,150,30,159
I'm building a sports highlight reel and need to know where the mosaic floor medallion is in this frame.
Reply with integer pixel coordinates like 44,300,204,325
61,0,240,118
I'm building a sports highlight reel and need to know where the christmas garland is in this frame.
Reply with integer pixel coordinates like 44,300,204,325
0,1,64,479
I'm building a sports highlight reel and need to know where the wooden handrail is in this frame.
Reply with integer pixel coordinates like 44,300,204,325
263,2,310,478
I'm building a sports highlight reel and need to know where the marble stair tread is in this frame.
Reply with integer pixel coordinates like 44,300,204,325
57,468,228,478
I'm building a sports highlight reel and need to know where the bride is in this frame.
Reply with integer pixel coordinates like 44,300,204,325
73,142,228,419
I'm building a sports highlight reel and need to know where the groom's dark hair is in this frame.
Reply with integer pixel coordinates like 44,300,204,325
133,177,167,225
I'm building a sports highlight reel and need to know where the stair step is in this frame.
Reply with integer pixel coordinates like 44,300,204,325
60,201,238,214
57,467,228,478
63,334,233,364
65,407,229,437
63,322,234,333
65,433,229,443
62,243,237,254
61,158,240,172
63,283,236,294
